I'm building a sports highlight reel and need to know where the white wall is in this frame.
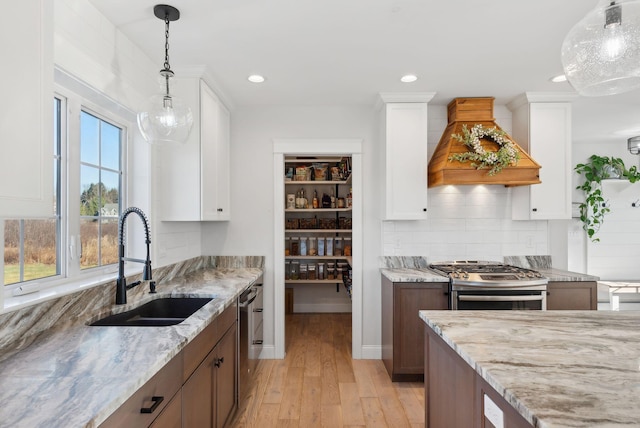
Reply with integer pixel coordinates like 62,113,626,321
201,105,382,354
54,0,203,267
572,141,640,279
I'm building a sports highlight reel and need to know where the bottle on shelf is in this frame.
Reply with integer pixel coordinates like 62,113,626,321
312,189,319,209
347,187,352,208
330,189,336,208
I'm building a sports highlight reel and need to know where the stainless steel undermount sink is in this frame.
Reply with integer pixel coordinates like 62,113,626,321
90,297,213,327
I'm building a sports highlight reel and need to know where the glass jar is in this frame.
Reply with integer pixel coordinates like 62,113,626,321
334,237,343,256
317,262,325,280
317,236,325,256
285,260,291,280
308,237,317,256
300,263,308,280
291,237,299,256
343,237,352,256
300,236,308,256
326,237,334,256
284,236,291,256
291,260,300,280
308,264,316,280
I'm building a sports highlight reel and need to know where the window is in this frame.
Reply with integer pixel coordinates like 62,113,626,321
79,111,122,269
3,99,62,286
3,87,127,292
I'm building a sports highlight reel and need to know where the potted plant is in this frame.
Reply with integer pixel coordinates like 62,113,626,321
575,155,640,241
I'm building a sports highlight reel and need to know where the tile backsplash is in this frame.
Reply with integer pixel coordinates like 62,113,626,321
382,184,548,261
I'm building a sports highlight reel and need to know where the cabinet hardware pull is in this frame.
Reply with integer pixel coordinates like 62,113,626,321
253,340,263,345
423,208,427,212
532,208,538,212
140,396,164,414
217,208,223,212
253,308,263,312
214,357,224,368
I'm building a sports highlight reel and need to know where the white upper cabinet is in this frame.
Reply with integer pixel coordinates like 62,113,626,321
379,93,435,220
0,2,53,218
158,79,230,221
510,93,574,220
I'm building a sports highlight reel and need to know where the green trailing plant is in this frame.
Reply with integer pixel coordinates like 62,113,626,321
575,155,640,242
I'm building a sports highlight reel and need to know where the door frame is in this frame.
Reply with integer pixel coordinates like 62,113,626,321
273,139,363,359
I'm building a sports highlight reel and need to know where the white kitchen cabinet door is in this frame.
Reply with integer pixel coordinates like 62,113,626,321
159,79,230,221
382,102,429,220
0,1,53,218
511,101,572,220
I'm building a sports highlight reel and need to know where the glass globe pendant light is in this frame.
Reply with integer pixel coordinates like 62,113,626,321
137,5,193,144
561,0,640,96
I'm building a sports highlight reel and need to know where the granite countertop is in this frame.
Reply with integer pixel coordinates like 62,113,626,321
419,310,640,427
379,255,599,283
0,267,262,428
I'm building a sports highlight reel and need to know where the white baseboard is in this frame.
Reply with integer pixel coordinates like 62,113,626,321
294,303,353,313
359,345,382,359
257,344,278,359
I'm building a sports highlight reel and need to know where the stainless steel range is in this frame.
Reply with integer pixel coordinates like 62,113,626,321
429,260,548,310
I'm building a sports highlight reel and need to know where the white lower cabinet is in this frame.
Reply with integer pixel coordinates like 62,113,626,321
159,78,230,221
510,94,573,220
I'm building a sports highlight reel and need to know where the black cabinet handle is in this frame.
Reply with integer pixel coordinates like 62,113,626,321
253,308,263,313
140,396,164,414
532,208,538,212
423,208,427,212
214,357,224,368
253,340,263,345
217,208,223,212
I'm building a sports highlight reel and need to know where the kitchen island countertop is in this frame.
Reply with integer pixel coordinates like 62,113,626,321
0,267,262,428
419,310,640,427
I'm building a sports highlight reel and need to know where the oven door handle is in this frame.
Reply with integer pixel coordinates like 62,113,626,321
458,294,543,302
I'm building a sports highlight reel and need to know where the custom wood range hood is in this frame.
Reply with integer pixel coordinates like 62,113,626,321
428,97,541,187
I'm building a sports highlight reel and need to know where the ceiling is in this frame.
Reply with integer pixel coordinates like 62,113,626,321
87,0,640,146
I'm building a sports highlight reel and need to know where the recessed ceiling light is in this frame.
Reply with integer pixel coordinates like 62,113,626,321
550,74,567,83
400,74,418,83
248,75,265,83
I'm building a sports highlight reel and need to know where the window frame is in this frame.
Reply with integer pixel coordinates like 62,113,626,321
3,81,131,301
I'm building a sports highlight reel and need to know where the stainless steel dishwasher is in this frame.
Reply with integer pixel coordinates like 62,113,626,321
239,276,263,402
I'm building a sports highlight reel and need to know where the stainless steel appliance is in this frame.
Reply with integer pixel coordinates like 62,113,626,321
239,276,263,402
429,261,548,310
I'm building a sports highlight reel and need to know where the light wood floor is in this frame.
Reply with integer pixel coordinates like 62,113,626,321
230,313,425,427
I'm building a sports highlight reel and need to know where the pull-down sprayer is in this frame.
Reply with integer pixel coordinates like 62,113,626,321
116,207,153,305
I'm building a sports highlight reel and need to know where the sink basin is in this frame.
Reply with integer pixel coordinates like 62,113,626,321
90,297,213,327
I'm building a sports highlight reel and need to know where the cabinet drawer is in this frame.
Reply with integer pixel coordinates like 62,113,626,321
100,353,183,428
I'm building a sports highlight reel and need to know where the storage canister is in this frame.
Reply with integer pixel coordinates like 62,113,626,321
308,237,317,256
326,237,334,256
300,263,308,280
291,260,300,280
300,237,308,256
291,237,299,256
317,236,325,256
284,237,291,256
343,237,352,256
334,237,343,256
308,264,316,280
317,262,325,280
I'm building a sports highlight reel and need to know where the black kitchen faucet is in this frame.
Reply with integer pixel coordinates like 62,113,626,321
115,207,153,304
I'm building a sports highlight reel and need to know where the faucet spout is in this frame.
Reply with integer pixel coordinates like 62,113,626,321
116,207,152,305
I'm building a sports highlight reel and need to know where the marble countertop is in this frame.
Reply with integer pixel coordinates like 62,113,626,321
419,310,640,427
0,267,262,428
381,267,598,283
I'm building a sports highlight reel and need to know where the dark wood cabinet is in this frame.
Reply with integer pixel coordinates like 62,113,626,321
425,326,533,428
547,281,597,310
101,301,238,428
183,302,238,428
382,276,448,381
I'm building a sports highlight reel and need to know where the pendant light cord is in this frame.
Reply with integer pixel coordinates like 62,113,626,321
163,15,171,72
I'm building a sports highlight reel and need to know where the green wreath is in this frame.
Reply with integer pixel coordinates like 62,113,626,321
448,124,520,176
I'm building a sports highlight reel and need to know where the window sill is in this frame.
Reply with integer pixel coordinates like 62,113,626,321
2,267,143,315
